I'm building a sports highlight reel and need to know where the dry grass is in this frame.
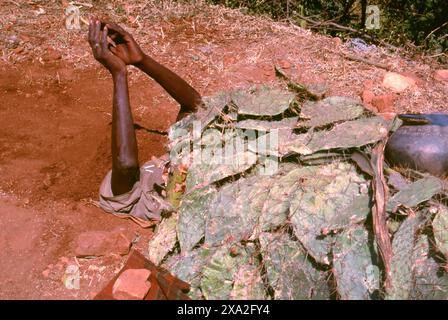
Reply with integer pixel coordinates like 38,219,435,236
1,0,447,113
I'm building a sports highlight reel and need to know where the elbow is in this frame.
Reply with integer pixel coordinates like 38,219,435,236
181,95,204,114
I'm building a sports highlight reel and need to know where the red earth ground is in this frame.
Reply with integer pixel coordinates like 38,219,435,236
0,0,446,299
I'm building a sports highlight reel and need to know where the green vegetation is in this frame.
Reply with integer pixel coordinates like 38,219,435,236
207,0,447,60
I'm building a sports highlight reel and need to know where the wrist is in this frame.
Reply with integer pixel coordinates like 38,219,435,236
134,53,149,68
112,69,128,80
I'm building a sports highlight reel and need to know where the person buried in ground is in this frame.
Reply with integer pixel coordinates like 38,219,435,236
88,18,202,225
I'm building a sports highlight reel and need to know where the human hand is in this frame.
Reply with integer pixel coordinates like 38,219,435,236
88,18,126,76
102,20,145,66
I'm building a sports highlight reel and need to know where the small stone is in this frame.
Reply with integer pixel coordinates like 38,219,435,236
278,59,292,70
371,94,396,113
361,89,374,105
435,69,448,82
382,72,416,92
112,269,151,300
72,229,132,257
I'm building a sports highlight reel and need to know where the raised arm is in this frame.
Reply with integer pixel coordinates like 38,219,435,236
89,19,139,195
103,21,203,118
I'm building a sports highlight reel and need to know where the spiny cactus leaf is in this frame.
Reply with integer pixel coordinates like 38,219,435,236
300,151,351,166
280,132,313,156
387,170,410,191
284,117,389,156
168,113,196,142
177,186,218,252
274,66,328,100
230,263,267,300
232,86,295,116
197,92,231,129
410,234,448,299
333,226,380,300
324,194,371,232
185,129,258,191
289,162,369,265
235,117,298,131
185,146,257,191
298,96,365,128
163,246,216,292
249,129,297,157
306,117,389,152
205,176,273,246
201,244,251,300
198,128,241,148
169,136,192,166
259,166,319,231
432,205,448,260
305,83,329,99
259,232,330,300
147,214,178,265
386,212,427,300
387,176,443,212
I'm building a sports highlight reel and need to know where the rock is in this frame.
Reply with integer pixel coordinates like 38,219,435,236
382,72,416,92
362,89,374,105
112,269,151,300
371,94,396,113
72,228,132,257
278,59,292,70
401,72,422,86
435,69,448,82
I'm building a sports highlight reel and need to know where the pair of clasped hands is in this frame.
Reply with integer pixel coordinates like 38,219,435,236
87,17,144,76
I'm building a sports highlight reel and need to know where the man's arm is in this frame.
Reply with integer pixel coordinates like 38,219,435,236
135,55,203,115
89,19,139,195
110,71,140,196
103,21,203,117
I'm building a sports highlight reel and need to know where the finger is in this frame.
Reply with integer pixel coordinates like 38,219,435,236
88,18,94,44
94,19,101,46
93,20,103,57
105,22,128,37
107,43,117,54
101,26,109,52
109,45,117,55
